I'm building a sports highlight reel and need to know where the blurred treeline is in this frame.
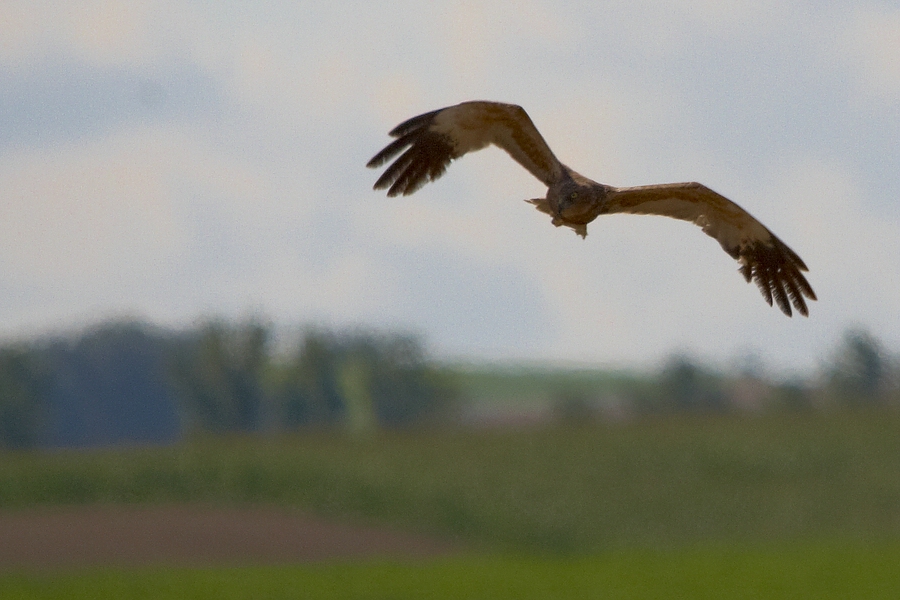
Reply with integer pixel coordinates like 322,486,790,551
0,320,454,449
452,329,899,427
0,320,898,449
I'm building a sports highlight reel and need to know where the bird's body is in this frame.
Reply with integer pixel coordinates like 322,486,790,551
367,101,816,317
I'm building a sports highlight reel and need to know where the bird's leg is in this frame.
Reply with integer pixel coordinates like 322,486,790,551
567,223,588,238
526,197,562,225
526,198,588,237
525,197,553,216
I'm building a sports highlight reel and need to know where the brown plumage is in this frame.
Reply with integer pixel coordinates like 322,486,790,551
368,100,816,317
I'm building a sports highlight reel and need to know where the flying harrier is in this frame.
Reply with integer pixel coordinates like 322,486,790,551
367,101,816,316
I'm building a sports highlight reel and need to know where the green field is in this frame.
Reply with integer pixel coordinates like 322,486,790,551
2,409,900,551
3,544,900,600
2,409,900,597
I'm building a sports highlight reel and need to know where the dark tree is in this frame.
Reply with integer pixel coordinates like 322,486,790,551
171,320,271,433
277,329,347,427
658,354,727,412
0,346,46,448
827,329,889,404
275,329,455,429
42,322,182,447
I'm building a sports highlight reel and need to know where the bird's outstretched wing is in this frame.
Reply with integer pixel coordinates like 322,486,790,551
367,101,564,196
604,182,816,316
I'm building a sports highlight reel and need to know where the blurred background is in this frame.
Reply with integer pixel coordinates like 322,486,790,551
1,0,900,578
0,319,897,448
1,1,898,374
0,0,898,447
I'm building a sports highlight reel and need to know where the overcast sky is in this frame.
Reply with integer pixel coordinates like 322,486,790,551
1,1,898,375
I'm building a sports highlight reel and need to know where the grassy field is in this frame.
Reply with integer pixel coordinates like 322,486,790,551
2,409,899,552
447,363,648,407
2,409,900,597
3,543,900,599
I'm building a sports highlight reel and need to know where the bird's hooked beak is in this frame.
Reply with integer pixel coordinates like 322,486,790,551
555,194,572,218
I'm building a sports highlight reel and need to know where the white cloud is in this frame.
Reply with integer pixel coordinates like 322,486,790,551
0,122,317,334
431,0,570,90
845,7,900,101
1,0,898,373
767,158,900,323
0,1,203,68
1,127,183,282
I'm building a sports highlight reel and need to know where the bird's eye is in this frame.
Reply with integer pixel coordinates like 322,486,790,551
570,192,578,200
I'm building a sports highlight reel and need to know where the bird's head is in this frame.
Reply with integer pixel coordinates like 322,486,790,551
548,173,607,225
553,181,585,216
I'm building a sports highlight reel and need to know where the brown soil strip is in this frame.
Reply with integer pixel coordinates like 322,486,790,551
0,504,460,569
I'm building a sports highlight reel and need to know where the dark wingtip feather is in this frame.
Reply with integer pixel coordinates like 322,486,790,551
388,109,442,138
772,279,792,317
367,135,413,170
754,266,774,308
740,236,815,317
795,272,817,302
783,273,808,317
368,116,456,196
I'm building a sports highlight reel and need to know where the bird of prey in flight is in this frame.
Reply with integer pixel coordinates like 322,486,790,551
367,101,816,317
